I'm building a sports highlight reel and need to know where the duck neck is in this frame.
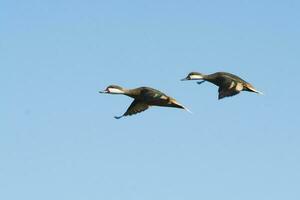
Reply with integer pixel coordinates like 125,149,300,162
203,73,218,80
121,88,130,95
204,73,222,85
123,88,137,98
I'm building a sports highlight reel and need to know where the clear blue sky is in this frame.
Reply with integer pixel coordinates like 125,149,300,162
1,0,300,199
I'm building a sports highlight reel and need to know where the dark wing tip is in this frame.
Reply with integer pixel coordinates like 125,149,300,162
218,95,224,100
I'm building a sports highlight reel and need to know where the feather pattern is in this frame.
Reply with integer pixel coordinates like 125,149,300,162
115,100,149,119
105,86,189,119
197,72,263,99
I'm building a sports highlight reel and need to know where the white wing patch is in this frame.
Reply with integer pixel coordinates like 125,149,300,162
235,83,244,91
160,95,168,100
229,81,235,89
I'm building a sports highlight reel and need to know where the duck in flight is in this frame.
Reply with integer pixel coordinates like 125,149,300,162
181,72,263,99
99,85,191,119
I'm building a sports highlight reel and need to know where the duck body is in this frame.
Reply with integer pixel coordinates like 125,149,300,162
124,87,183,108
100,85,189,119
182,71,263,99
203,72,246,86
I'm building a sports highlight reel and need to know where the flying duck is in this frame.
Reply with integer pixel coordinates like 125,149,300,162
99,85,191,119
181,72,263,99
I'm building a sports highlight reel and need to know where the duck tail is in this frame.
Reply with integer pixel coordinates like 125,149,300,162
245,83,263,95
170,99,193,113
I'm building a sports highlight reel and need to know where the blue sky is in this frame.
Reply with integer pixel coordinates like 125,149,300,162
1,0,300,199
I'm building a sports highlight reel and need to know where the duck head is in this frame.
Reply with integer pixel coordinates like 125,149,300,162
99,85,126,94
181,72,205,81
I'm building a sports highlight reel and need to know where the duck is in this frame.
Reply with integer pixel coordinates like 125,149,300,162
99,85,191,119
181,72,263,99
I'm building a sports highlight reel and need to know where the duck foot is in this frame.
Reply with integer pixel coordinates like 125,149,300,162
197,81,205,85
114,115,124,119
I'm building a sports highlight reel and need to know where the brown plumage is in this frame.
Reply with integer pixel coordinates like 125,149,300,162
99,85,191,119
182,72,263,99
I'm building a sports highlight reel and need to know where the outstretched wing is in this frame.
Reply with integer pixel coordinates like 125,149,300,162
140,88,168,100
136,88,172,106
218,80,243,100
115,100,149,119
220,72,248,83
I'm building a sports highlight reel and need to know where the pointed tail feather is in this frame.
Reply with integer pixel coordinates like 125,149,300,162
170,99,193,114
246,84,263,95
183,106,193,114
255,90,264,95
250,88,263,95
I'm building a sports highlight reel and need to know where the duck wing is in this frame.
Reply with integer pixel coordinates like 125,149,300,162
218,72,248,83
115,100,149,119
218,79,243,100
221,73,263,95
140,88,168,100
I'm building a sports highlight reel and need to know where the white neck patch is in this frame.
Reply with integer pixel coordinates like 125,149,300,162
190,74,203,80
108,88,124,94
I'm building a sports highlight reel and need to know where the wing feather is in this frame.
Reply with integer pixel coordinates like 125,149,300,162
115,100,149,119
218,80,242,100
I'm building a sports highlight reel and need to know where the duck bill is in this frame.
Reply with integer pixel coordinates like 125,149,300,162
99,90,108,94
181,77,189,81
